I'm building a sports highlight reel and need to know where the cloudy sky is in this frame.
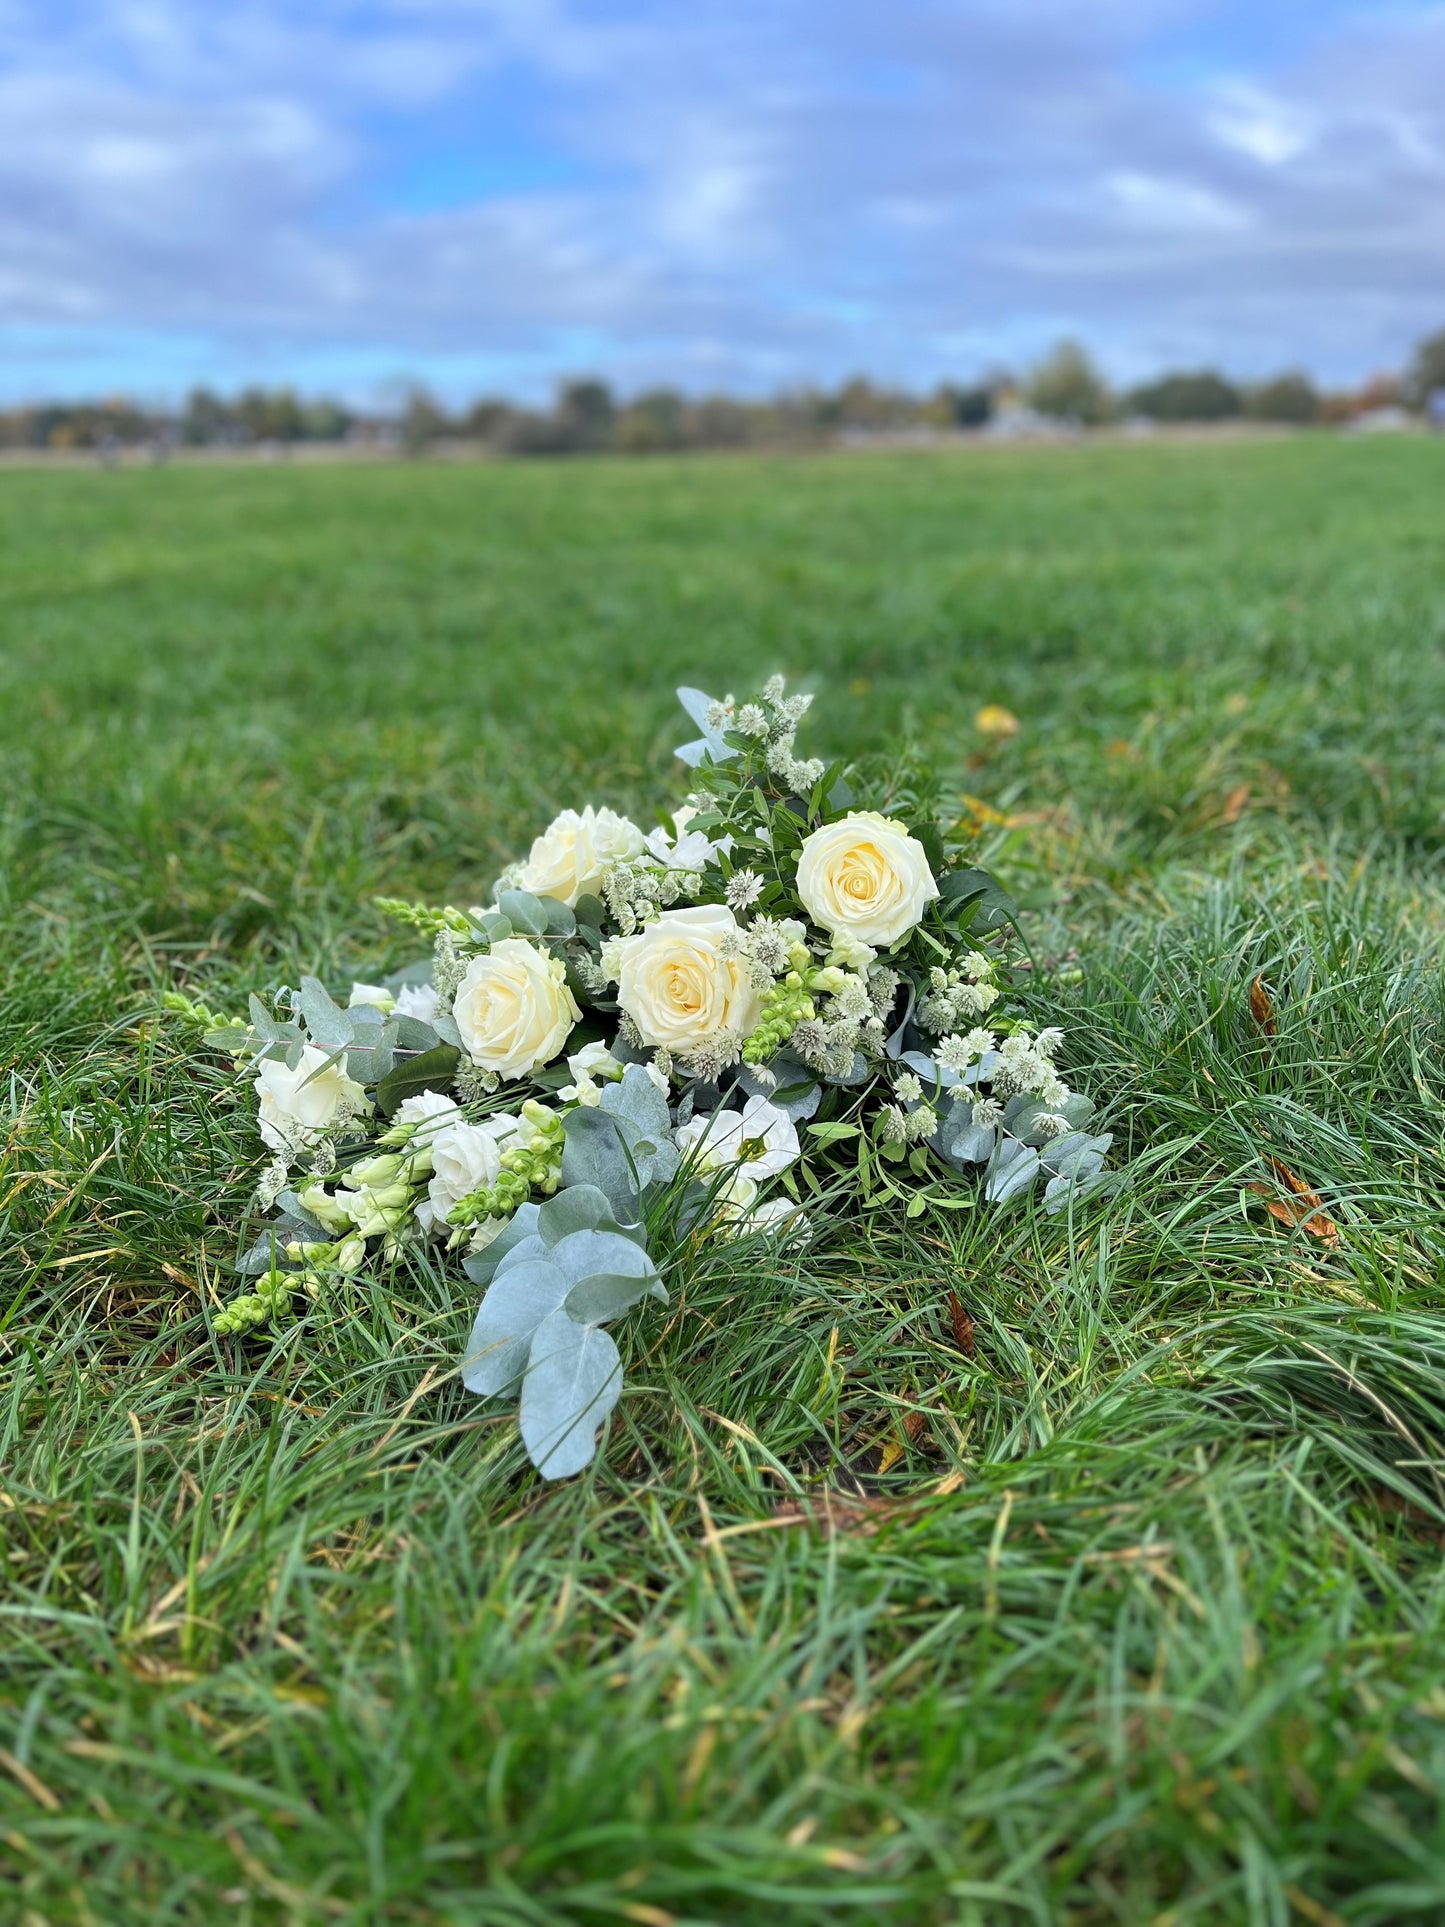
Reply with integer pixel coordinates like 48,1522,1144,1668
2,0,1442,404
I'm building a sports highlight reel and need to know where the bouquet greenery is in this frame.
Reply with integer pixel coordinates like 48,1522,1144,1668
181,678,1115,1477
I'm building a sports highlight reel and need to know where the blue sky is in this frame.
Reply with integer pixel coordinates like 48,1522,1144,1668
1,1,1442,405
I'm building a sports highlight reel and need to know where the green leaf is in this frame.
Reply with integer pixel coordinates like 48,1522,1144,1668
519,1310,622,1478
299,976,353,1050
373,1044,461,1119
497,889,550,936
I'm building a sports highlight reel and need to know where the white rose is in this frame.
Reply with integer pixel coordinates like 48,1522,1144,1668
674,1095,800,1179
516,805,646,907
255,1046,369,1154
393,982,439,1024
795,811,938,947
421,1116,521,1233
349,982,396,1014
452,940,581,1079
616,905,761,1055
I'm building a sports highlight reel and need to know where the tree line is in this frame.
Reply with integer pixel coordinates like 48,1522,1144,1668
3,329,1443,455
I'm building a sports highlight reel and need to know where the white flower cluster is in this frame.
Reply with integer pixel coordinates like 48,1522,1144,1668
673,1094,808,1237
708,678,827,794
917,952,1000,1032
935,1024,1074,1135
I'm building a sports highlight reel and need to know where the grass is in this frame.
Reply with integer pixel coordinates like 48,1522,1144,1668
3,434,1445,1923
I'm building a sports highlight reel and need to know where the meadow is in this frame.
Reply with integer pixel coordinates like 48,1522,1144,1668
3,434,1445,1924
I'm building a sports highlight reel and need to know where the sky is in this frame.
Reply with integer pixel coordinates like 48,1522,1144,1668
1,0,1442,406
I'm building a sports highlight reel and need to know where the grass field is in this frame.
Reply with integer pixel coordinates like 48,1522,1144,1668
4,435,1445,1925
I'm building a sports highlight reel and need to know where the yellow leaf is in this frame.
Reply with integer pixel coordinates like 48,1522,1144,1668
975,704,1019,738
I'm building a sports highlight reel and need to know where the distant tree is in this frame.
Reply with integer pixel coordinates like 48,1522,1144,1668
400,385,450,454
462,398,517,444
690,396,751,447
556,378,616,450
1126,370,1241,422
1403,328,1445,408
1025,340,1112,425
949,384,994,428
616,389,686,452
1245,372,1319,423
181,387,227,444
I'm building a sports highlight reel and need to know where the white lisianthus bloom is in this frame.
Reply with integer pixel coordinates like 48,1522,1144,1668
560,1038,625,1108
394,1088,462,1152
616,905,761,1056
795,812,938,948
674,1095,800,1179
516,805,646,907
349,982,396,1014
420,1115,521,1233
452,940,581,1079
735,1195,811,1240
393,982,439,1024
255,1046,369,1154
644,803,733,873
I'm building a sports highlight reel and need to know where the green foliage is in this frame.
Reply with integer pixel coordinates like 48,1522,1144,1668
3,441,1445,1918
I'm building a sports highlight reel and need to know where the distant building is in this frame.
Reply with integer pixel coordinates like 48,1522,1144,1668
1428,388,1445,431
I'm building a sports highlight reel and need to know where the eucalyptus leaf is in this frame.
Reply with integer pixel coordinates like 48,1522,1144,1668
563,1269,667,1325
299,976,354,1050
247,993,299,1046
985,1136,1043,1204
432,1012,463,1050
561,1108,643,1221
546,1227,656,1289
497,889,550,936
461,1256,572,1399
392,1013,438,1051
518,1309,622,1478
466,1202,547,1294
538,1185,647,1248
735,1054,821,1121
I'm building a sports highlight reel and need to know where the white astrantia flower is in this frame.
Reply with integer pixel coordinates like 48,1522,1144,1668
349,982,396,1014
393,982,439,1024
674,1095,800,1180
725,868,764,912
894,1071,923,1104
516,806,647,907
452,940,581,1079
255,1046,370,1154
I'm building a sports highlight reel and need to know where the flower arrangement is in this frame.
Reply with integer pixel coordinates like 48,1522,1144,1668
180,678,1116,1477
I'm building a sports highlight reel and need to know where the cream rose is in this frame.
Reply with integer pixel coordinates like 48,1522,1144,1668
795,811,938,947
420,1115,521,1233
255,1045,369,1153
616,905,761,1055
516,805,646,907
453,939,581,1079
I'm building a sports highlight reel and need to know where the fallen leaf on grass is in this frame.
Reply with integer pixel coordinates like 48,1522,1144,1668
975,704,1020,738
1247,1157,1339,1248
0,1747,61,1812
948,1291,977,1358
1219,783,1252,825
1248,974,1277,1037
768,1492,905,1538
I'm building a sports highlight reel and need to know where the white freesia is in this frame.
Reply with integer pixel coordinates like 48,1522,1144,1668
393,982,439,1024
453,939,580,1079
674,1095,800,1179
420,1115,521,1234
796,811,938,947
617,905,761,1056
349,982,395,1014
255,1046,370,1154
516,805,646,906
734,1195,811,1241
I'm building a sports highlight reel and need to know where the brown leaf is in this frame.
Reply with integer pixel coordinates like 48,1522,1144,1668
1247,1156,1339,1247
1220,783,1252,825
1249,974,1277,1037
948,1291,977,1358
769,1492,901,1539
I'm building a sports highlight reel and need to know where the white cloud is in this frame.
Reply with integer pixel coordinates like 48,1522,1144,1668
0,0,1442,398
